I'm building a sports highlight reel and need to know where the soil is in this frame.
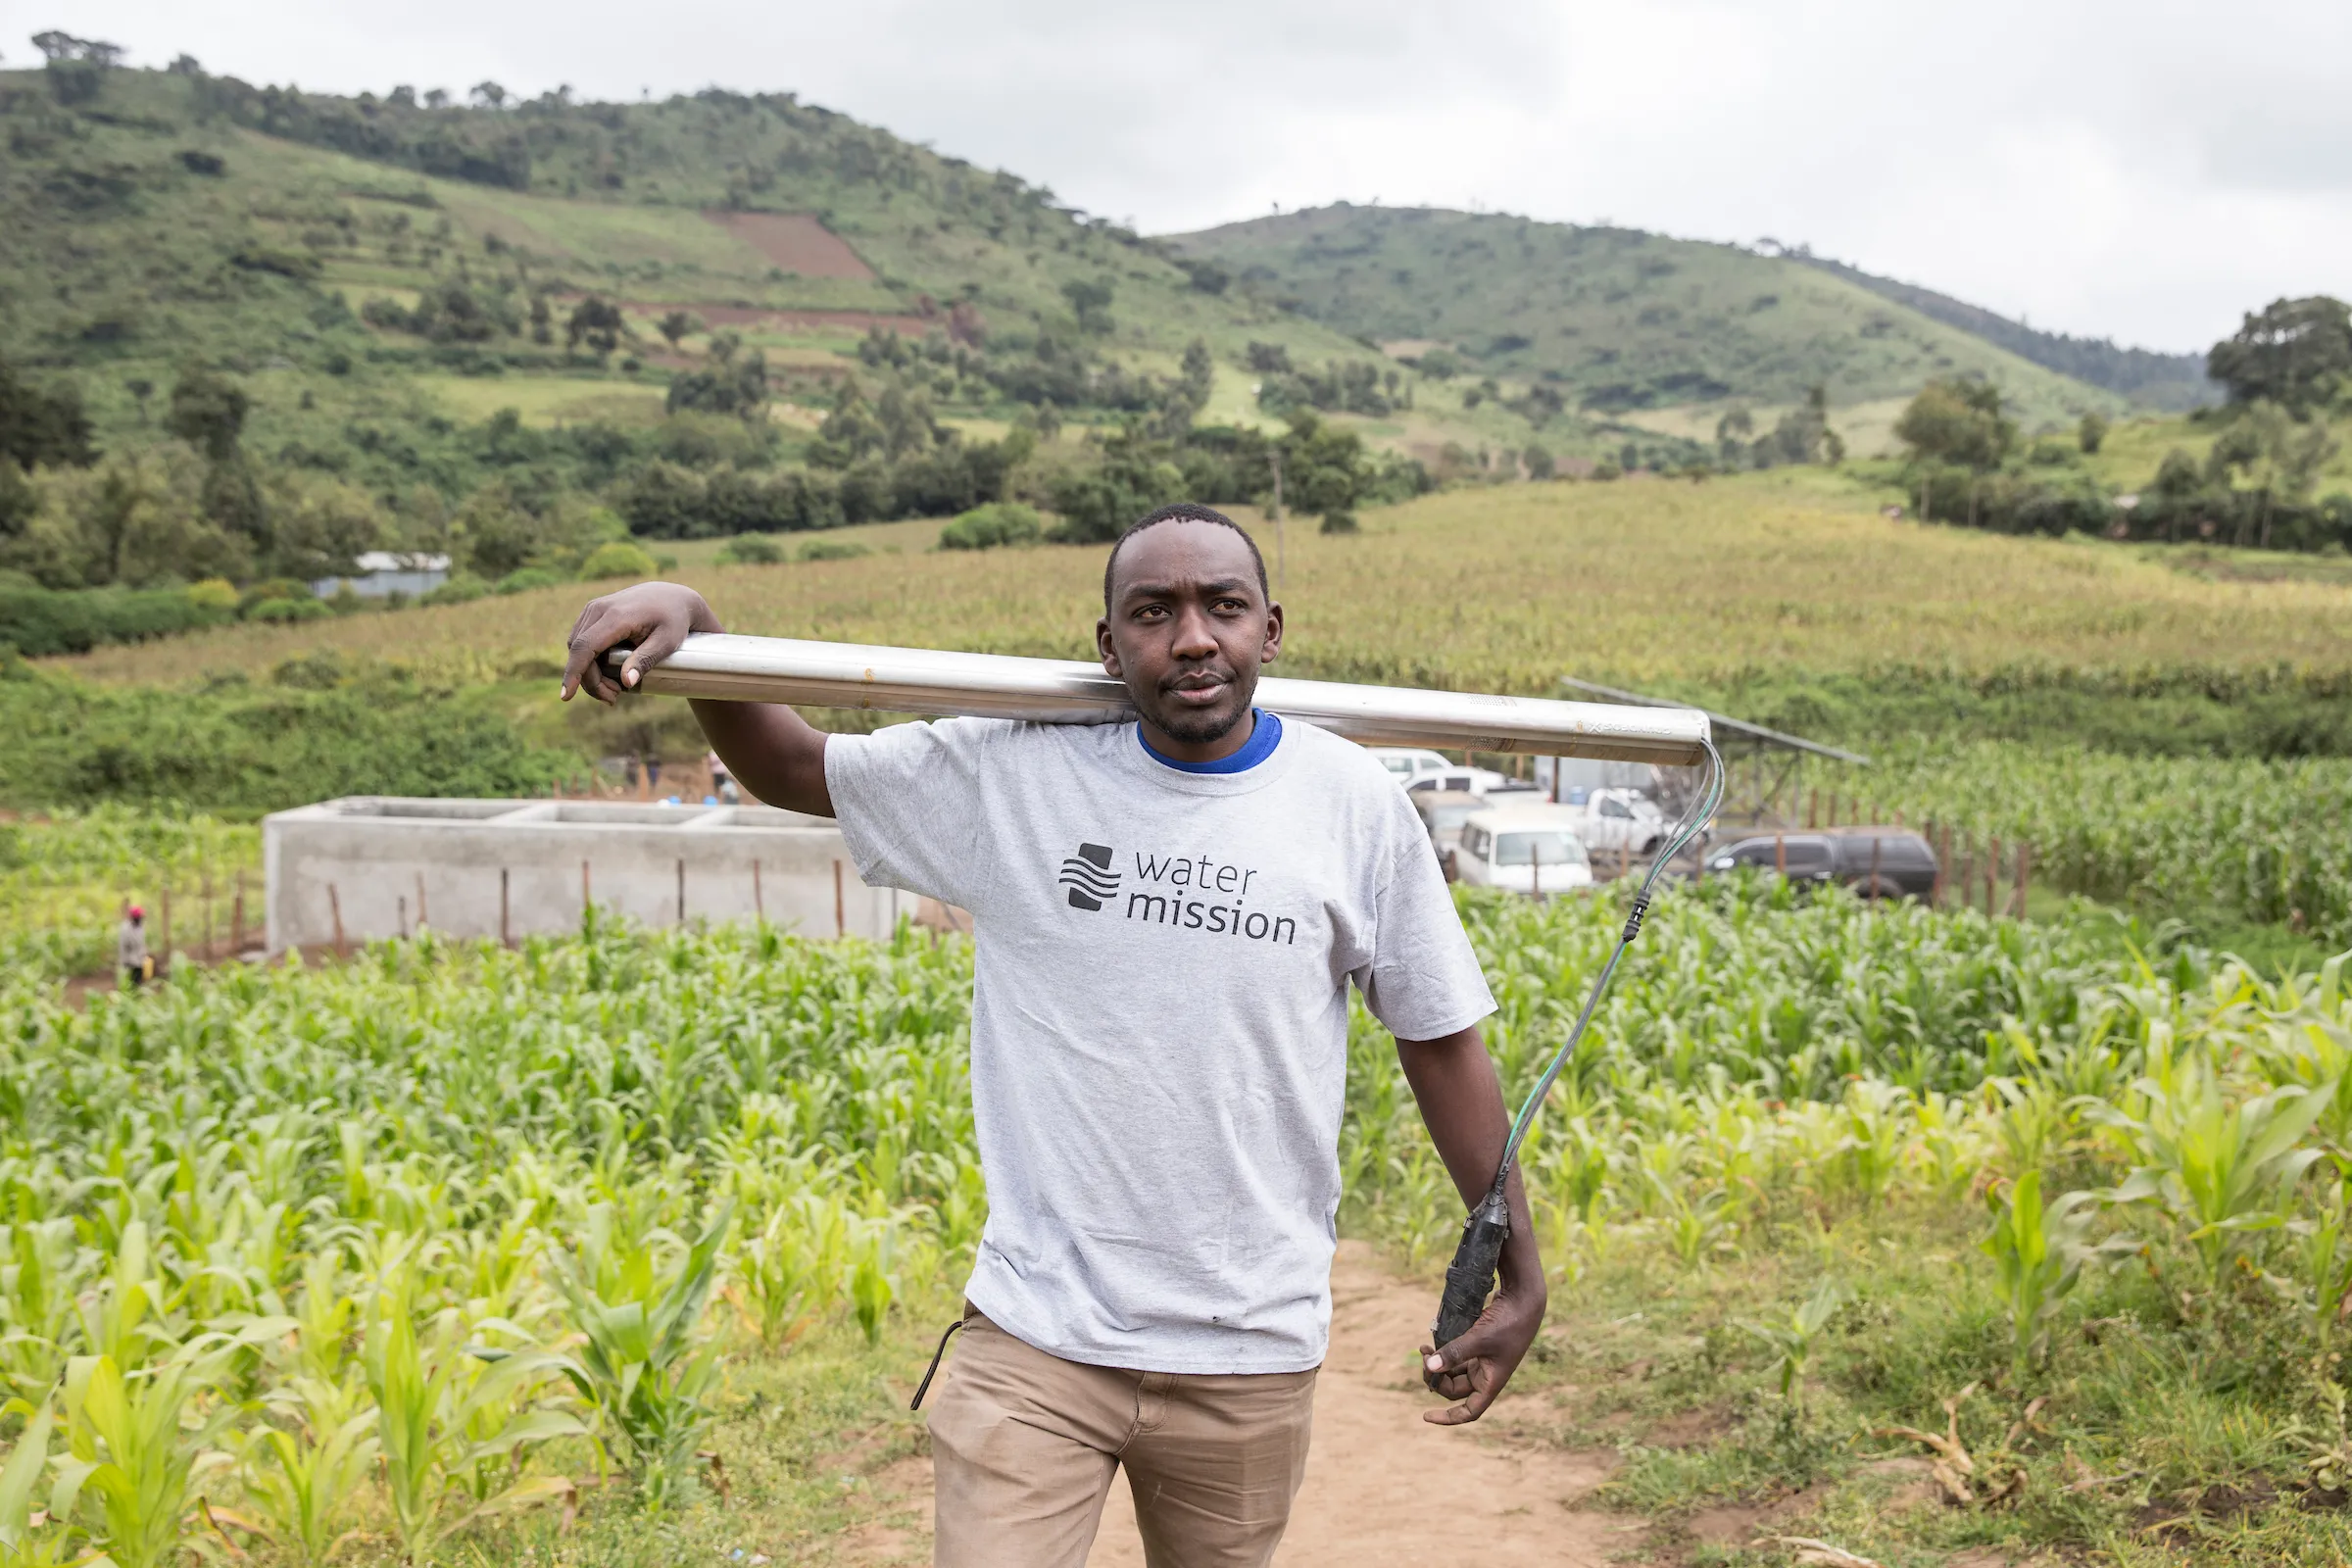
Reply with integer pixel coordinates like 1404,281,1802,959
705,212,877,280
1687,1483,1832,1547
1642,1401,1738,1448
839,1240,1637,1565
653,303,932,335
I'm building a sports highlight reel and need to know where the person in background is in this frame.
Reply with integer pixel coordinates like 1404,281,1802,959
708,748,738,805
119,904,152,988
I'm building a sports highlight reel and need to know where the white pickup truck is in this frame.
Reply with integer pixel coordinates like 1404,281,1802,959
1564,787,1668,856
1366,748,1538,801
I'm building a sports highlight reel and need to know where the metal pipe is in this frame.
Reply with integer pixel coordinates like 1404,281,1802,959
610,634,1710,765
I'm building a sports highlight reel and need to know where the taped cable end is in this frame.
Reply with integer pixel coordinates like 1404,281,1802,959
1622,893,1652,945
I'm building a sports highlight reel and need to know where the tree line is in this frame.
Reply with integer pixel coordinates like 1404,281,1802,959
1890,296,2351,551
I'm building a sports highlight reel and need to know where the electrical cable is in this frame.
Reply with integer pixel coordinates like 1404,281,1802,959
1429,737,1727,1352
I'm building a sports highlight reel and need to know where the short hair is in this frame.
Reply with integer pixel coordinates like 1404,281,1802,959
1102,502,1270,612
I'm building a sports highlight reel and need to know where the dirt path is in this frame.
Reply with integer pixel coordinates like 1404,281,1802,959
845,1241,1638,1565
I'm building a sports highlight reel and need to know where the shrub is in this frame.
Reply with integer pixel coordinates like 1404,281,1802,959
0,584,234,657
184,578,238,614
0,666,581,809
236,578,309,614
419,577,490,607
715,533,786,565
1047,456,1187,544
248,596,330,623
1319,510,1359,534
799,539,869,563
495,566,566,595
938,502,1042,552
578,540,661,580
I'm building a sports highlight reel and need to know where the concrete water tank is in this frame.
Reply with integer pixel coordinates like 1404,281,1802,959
263,798,928,953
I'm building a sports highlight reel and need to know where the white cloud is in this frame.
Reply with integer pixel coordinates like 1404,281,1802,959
41,0,2346,350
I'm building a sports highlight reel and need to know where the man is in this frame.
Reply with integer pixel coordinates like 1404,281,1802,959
561,503,1544,1566
119,904,150,988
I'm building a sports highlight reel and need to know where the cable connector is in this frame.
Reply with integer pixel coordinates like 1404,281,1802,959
1621,893,1652,945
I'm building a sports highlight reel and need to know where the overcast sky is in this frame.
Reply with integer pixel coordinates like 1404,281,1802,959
35,1,2349,353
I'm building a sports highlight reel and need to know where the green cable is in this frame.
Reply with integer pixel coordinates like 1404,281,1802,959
1493,737,1727,1186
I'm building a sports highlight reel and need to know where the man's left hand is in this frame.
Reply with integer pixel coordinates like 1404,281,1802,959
1418,1271,1545,1425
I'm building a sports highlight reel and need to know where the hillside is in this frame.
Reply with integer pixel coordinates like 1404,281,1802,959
0,62,1396,466
1783,248,2216,410
1168,206,2132,433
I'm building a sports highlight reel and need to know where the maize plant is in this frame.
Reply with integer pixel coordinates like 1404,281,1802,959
2093,1056,2332,1281
0,1405,92,1568
1979,1170,2098,1378
2290,1177,2352,1350
59,1347,241,1568
554,1204,731,1506
1739,1278,1848,1412
236,1391,379,1568
729,1197,843,1348
364,1263,586,1564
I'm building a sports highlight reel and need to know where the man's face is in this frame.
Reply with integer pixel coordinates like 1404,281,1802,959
1098,521,1282,747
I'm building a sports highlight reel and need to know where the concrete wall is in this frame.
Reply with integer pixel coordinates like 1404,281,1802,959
264,798,920,953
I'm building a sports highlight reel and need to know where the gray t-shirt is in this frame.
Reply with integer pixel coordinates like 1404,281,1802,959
825,713,1494,1373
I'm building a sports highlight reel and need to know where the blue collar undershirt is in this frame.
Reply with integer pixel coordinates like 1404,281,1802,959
1137,709,1283,774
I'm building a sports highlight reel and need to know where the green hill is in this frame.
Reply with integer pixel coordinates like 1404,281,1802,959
1167,205,2132,433
1781,247,2215,411
0,62,1390,467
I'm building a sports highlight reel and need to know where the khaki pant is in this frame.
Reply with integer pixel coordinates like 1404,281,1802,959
926,1313,1317,1568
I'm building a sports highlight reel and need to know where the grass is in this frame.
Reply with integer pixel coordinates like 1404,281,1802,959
1517,1202,2352,1568
474,1304,948,1568
49,469,2352,695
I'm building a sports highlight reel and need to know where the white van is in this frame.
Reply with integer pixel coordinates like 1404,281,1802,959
1451,804,1594,897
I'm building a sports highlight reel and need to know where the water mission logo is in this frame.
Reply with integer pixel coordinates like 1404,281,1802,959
1058,843,1120,910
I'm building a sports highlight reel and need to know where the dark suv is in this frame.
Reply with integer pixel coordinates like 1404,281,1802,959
1704,828,1938,900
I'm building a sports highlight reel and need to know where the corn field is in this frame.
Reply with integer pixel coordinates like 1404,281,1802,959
4,874,2352,1560
1857,740,2352,944
1349,888,2352,1308
0,916,975,1564
54,481,2352,694
0,808,260,981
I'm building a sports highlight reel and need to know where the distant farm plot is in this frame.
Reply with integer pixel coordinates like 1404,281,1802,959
1617,395,1918,460
422,187,904,312
703,211,875,278
416,373,669,428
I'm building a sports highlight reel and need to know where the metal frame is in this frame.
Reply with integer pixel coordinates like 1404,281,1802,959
1557,677,1867,826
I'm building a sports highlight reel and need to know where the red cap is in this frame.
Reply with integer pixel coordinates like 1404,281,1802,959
127,906,144,919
